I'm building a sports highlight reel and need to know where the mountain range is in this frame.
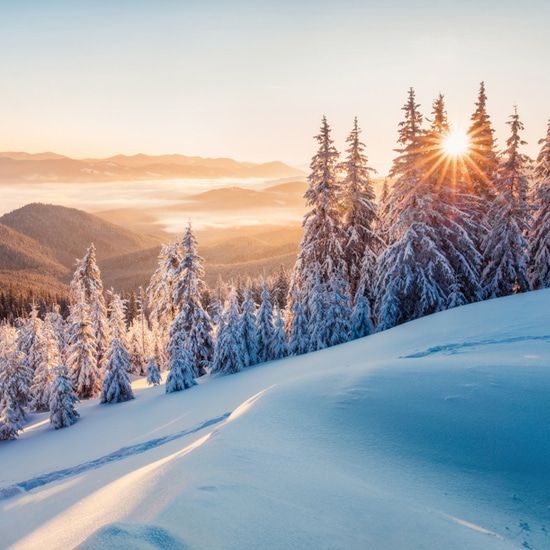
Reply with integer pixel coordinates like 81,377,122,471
0,152,305,183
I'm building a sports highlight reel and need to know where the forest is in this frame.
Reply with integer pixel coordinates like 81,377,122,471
1,83,549,440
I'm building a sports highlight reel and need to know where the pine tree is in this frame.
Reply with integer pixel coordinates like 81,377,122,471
70,244,109,370
100,339,134,404
240,288,260,367
529,120,550,289
269,306,289,360
288,292,309,356
30,315,61,411
351,293,373,340
256,281,275,362
66,296,101,399
165,347,197,392
127,288,151,376
289,116,346,320
375,89,456,330
16,304,44,393
147,241,182,340
466,82,499,209
482,107,532,298
146,357,162,386
169,224,214,377
211,291,244,375
0,324,28,440
49,365,79,429
340,117,379,297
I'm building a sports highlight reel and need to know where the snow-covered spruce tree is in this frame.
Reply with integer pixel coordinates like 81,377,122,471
65,296,101,399
288,116,347,326
271,265,290,309
288,292,309,356
211,290,244,375
256,280,275,362
339,117,379,298
30,314,61,411
421,94,482,306
0,324,29,440
100,338,134,404
269,306,289,360
375,89,455,330
145,357,161,386
147,240,182,341
529,120,550,289
167,224,214,377
165,347,197,392
16,304,44,392
239,287,260,367
466,82,499,213
70,244,109,371
482,107,532,298
127,288,151,376
107,290,128,347
49,365,79,429
351,260,374,340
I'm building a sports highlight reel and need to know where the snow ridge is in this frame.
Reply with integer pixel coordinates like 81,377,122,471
0,412,230,501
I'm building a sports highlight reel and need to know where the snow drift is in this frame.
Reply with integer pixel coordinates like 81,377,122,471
1,290,549,549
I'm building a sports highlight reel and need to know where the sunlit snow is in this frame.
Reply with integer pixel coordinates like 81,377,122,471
1,290,549,549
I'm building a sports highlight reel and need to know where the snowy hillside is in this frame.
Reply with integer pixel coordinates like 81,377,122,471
1,290,549,549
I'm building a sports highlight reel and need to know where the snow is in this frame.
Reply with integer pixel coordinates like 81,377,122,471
2,290,550,549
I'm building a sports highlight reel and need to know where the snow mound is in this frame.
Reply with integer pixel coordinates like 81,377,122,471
2,290,550,549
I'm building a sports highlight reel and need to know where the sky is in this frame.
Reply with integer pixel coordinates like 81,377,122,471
1,0,549,174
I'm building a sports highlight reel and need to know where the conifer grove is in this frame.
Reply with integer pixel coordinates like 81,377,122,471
1,83,549,441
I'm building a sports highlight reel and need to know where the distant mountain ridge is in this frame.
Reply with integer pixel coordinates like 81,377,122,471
0,152,305,182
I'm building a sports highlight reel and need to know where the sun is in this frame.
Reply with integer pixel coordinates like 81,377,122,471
442,130,470,157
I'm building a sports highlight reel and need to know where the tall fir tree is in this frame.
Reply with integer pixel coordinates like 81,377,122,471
0,324,29,440
376,89,456,330
70,244,109,371
65,296,101,399
529,120,550,289
256,280,275,362
269,306,289,360
339,117,379,298
239,288,260,367
288,116,346,319
169,224,214,377
146,357,162,386
482,107,532,298
466,82,499,210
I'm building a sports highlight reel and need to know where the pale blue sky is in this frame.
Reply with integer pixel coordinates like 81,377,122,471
1,0,548,173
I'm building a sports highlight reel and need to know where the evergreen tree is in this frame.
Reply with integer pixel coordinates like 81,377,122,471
49,365,79,429
147,241,182,339
16,304,44,393
288,292,309,356
376,89,456,330
169,224,214,377
70,244,109,370
211,291,244,375
66,296,101,399
323,277,353,347
240,288,260,367
466,82,499,209
269,306,289,360
351,293,373,340
145,357,162,386
100,338,134,404
127,288,151,376
529,120,550,289
289,116,346,320
165,347,197,392
30,315,61,411
256,281,275,362
0,325,28,440
340,117,379,297
482,107,532,298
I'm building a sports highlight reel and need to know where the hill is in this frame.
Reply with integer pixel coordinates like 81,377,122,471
0,204,162,295
0,152,305,183
1,290,549,548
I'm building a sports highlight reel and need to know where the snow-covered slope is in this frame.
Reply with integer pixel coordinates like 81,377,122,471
1,291,549,549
